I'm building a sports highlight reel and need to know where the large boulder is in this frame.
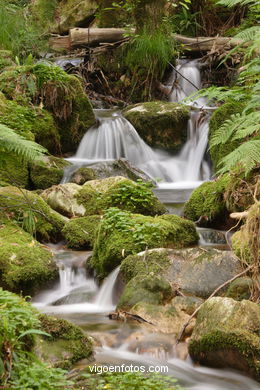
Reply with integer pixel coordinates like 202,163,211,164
0,222,58,295
189,297,260,380
123,102,189,151
184,175,230,228
30,156,72,190
0,63,95,153
41,183,86,218
77,176,166,216
0,186,67,242
91,212,199,278
34,314,93,369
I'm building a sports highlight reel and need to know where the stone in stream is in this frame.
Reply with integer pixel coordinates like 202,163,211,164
70,159,153,185
34,314,94,370
123,102,190,151
188,297,260,380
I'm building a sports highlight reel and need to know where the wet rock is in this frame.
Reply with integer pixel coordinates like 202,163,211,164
123,102,189,151
189,297,260,380
70,159,152,185
41,183,86,218
34,314,94,369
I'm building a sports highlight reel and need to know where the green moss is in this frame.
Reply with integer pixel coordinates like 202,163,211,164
77,176,166,216
184,175,230,227
97,0,130,28
0,50,14,72
0,222,58,294
226,277,252,301
91,209,198,278
188,297,260,380
209,101,246,170
62,215,101,249
35,314,93,369
0,186,67,242
123,102,189,151
120,249,171,283
117,274,173,310
30,156,71,190
0,63,95,153
0,153,29,188
71,167,97,185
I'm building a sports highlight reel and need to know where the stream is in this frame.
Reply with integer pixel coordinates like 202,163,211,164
32,241,260,390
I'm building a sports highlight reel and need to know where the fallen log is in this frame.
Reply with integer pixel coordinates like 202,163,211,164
49,28,246,53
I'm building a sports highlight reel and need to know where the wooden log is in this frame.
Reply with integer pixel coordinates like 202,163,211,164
49,28,246,52
69,27,129,48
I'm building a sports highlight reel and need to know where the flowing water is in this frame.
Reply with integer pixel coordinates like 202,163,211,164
33,247,260,390
62,59,212,191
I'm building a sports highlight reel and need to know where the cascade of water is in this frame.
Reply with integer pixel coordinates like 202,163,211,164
62,59,212,187
95,266,120,309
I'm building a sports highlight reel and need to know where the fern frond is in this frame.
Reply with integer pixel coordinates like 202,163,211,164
232,112,260,140
217,140,260,174
209,113,246,147
218,0,258,7
0,123,46,164
234,26,260,41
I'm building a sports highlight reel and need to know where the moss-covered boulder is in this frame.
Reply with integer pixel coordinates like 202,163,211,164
0,154,29,188
225,277,252,301
0,63,95,153
97,0,130,27
0,186,67,242
0,95,60,154
30,156,71,190
34,314,93,369
0,222,58,294
77,176,166,216
209,101,246,170
189,297,260,380
91,210,199,278
41,183,86,218
184,176,230,228
62,215,101,249
123,102,189,151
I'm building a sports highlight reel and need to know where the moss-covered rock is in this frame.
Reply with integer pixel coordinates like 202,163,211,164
77,176,166,216
0,63,95,153
225,277,252,301
97,0,130,27
62,215,101,249
41,183,86,218
0,154,29,188
188,297,260,380
0,186,67,242
34,314,93,369
91,210,198,278
123,102,189,151
184,176,230,228
0,96,60,154
30,156,71,190
209,101,246,170
70,166,97,185
117,275,173,310
0,222,58,295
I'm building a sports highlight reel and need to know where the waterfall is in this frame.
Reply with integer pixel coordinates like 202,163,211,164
95,266,120,309
64,59,212,187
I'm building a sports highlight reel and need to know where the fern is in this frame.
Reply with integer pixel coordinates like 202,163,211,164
0,123,46,165
217,0,259,7
218,140,260,174
234,26,260,41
